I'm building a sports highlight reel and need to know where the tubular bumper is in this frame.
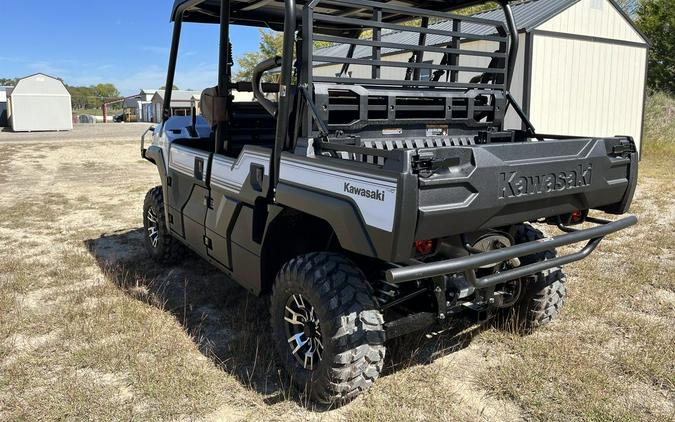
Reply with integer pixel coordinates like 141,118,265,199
385,216,638,287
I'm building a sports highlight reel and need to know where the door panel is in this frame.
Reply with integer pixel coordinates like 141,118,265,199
206,147,271,276
182,185,210,257
167,144,211,253
204,194,241,268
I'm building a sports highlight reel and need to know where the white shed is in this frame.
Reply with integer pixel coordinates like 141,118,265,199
0,86,10,127
7,73,73,132
314,0,649,153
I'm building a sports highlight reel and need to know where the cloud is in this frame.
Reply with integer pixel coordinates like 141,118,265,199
5,54,218,96
26,61,67,77
0,56,23,62
139,46,169,55
112,63,218,95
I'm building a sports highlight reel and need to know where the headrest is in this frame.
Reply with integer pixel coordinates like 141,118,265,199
200,87,228,127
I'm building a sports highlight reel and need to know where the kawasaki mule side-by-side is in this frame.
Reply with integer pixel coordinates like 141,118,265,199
140,0,638,404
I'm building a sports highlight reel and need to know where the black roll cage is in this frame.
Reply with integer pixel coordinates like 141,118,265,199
163,0,529,197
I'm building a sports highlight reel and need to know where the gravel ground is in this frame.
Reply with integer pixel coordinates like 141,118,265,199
0,123,151,144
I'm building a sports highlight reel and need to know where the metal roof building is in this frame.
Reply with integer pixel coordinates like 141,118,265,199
151,90,200,123
6,74,73,132
315,0,649,153
121,90,159,123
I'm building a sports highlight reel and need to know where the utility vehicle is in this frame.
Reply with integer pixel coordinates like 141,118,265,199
141,0,638,404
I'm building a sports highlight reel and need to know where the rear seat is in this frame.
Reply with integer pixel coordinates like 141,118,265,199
228,102,276,156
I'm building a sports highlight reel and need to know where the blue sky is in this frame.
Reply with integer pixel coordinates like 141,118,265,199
0,1,263,95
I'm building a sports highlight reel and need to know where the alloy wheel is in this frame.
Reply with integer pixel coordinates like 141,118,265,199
284,294,324,370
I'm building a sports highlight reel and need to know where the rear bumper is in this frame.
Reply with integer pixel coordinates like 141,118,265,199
386,215,637,287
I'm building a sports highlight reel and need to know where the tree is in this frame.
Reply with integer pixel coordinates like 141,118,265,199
0,78,18,86
66,83,122,110
615,0,640,17
637,0,675,93
94,83,120,99
160,84,180,90
235,29,283,81
455,2,498,16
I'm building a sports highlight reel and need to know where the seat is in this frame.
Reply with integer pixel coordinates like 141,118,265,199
228,101,277,156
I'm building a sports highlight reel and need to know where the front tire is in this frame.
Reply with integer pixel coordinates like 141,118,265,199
142,186,184,263
270,252,386,405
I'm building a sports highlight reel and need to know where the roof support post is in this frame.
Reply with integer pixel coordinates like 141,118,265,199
371,8,382,79
163,16,183,122
500,0,519,90
449,19,461,82
270,0,296,197
163,0,205,124
215,0,231,154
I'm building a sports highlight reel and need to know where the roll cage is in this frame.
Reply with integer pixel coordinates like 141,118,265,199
164,0,531,198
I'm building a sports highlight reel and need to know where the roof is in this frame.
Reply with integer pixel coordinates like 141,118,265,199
606,0,650,45
172,0,519,31
152,90,200,107
315,0,647,60
10,73,70,97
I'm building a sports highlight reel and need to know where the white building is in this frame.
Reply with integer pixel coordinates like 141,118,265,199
6,73,73,132
314,0,649,153
127,89,157,122
0,86,10,127
150,89,253,123
151,90,200,123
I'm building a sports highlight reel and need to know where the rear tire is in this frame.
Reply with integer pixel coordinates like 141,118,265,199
505,224,567,332
143,186,184,263
270,252,386,405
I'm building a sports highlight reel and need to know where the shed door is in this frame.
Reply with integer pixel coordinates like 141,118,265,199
528,34,647,153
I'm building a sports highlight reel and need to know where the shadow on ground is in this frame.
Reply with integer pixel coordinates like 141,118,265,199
85,228,487,408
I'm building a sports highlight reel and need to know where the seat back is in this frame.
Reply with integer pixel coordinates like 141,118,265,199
227,102,277,156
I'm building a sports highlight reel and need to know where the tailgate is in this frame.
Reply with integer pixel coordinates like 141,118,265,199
414,137,637,239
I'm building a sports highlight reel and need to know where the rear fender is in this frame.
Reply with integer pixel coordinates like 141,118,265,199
274,182,377,257
275,153,418,261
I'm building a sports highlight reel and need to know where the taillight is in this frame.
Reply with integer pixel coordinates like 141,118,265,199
570,210,585,224
415,240,435,255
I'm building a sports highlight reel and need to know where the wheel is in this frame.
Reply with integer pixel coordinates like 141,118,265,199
504,224,567,333
142,186,184,263
270,252,386,405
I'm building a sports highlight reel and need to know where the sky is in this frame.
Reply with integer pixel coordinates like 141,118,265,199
0,0,263,95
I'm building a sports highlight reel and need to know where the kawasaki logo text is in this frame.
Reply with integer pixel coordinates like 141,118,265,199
344,183,386,202
498,164,592,199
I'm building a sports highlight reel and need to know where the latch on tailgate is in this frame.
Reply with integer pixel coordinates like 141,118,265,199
412,151,461,176
609,138,637,157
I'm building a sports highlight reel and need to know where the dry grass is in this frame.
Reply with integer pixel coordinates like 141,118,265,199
0,110,673,421
642,91,675,158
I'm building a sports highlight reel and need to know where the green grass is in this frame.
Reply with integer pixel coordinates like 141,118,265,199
73,108,122,117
